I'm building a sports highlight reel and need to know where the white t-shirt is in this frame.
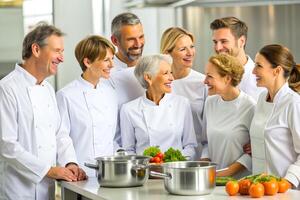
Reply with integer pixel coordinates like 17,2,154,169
111,55,128,73
203,91,255,178
109,58,145,148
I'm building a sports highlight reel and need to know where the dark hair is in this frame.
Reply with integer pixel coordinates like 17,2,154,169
22,23,64,60
210,17,248,47
111,12,141,40
259,44,300,92
288,64,300,93
75,35,115,72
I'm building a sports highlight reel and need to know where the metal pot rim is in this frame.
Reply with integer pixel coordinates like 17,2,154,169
161,161,217,169
95,155,151,162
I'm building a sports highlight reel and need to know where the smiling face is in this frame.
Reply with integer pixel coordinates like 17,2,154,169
113,24,144,62
37,35,64,78
204,62,228,95
148,60,174,94
212,28,244,57
84,48,114,80
169,35,195,69
253,53,277,88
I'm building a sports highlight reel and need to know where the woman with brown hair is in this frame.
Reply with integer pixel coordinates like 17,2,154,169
250,44,300,189
56,35,118,177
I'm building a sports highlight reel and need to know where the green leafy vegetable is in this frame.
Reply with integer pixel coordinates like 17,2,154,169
163,147,186,162
143,146,161,157
216,176,236,186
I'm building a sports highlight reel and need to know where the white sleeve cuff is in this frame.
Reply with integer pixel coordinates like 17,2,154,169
237,153,252,171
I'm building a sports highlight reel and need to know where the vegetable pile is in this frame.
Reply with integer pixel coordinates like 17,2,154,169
225,173,291,198
143,146,186,164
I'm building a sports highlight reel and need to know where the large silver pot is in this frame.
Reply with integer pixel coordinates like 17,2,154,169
150,161,223,195
85,155,151,187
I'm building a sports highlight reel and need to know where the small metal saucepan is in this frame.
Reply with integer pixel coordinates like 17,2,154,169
85,155,151,187
150,161,226,195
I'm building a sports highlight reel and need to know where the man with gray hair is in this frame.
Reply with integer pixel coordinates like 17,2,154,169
109,13,146,150
0,24,86,200
111,12,145,71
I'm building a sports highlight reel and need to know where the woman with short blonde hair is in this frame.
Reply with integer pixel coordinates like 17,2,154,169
202,53,255,178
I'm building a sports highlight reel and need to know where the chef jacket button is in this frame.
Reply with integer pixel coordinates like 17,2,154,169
38,145,42,149
49,124,52,128
169,123,173,126
35,126,38,129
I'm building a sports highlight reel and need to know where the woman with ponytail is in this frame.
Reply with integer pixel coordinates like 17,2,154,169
250,44,300,189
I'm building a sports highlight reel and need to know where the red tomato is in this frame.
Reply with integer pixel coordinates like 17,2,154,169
263,180,278,195
249,183,264,198
153,156,161,163
238,179,252,195
156,152,164,160
150,157,155,163
225,181,239,196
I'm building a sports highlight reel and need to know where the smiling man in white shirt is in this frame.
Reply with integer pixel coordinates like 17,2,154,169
0,24,86,200
210,16,264,101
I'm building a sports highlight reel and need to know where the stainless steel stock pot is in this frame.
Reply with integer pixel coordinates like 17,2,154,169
85,155,151,187
150,161,221,195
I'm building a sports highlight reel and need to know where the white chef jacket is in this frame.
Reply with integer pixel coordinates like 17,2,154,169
109,60,145,148
239,56,265,101
202,92,255,178
250,83,300,188
120,93,198,159
0,64,77,200
56,77,118,177
172,69,207,159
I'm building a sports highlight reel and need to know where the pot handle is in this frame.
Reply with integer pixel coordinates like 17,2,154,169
115,148,127,156
150,171,172,179
84,161,99,170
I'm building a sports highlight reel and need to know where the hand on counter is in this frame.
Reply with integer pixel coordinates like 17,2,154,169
66,163,87,181
46,166,78,181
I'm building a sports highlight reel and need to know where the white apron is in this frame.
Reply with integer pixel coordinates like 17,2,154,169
250,94,274,174
28,85,57,200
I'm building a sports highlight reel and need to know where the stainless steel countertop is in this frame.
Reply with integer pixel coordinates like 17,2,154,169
61,178,300,200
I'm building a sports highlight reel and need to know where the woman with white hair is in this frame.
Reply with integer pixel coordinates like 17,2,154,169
120,54,197,159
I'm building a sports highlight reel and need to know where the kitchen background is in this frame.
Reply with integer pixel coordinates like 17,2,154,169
1,0,300,90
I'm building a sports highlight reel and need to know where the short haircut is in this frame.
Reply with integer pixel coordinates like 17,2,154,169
209,54,244,87
210,16,248,41
160,27,195,54
134,54,173,89
75,35,115,72
111,12,141,40
22,23,64,60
